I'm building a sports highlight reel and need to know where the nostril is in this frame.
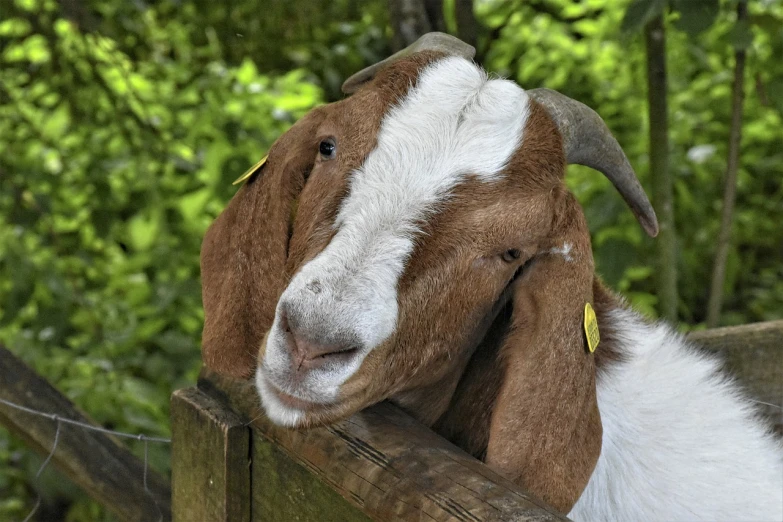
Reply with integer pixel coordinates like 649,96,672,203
306,280,322,294
279,310,291,334
290,334,361,371
313,345,359,360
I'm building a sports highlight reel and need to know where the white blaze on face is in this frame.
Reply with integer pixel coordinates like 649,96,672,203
258,57,532,424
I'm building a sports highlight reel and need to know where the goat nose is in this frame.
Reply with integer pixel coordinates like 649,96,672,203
290,333,360,371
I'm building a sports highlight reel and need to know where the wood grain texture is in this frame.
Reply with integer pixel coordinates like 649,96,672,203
180,321,781,521
252,437,371,522
689,321,783,432
689,320,783,352
198,369,569,522
171,387,251,522
0,345,171,522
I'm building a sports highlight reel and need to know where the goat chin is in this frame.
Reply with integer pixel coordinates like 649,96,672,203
569,306,783,522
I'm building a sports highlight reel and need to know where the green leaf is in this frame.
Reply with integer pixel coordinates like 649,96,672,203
13,0,40,11
621,0,666,34
768,76,783,115
177,188,211,222
672,0,719,36
2,34,50,63
134,317,168,340
0,18,32,37
749,14,783,37
236,58,259,85
41,103,70,139
127,210,162,251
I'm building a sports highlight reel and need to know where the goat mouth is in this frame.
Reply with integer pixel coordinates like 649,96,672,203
273,388,319,410
262,374,333,411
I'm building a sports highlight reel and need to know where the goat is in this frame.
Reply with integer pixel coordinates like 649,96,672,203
200,33,783,521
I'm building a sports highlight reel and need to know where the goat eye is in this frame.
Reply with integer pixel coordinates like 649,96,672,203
501,249,522,263
319,139,336,159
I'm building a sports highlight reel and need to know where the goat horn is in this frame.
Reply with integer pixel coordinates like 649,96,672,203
528,88,659,237
341,32,476,95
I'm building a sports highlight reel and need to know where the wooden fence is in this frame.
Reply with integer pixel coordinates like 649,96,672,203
1,321,781,521
171,320,783,522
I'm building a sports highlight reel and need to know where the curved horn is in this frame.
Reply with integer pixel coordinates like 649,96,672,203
528,88,659,237
342,32,475,94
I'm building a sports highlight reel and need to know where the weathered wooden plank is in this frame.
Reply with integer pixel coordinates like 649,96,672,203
170,387,251,522
0,345,171,522
689,320,783,352
253,437,371,522
689,321,783,431
190,322,782,521
198,369,568,522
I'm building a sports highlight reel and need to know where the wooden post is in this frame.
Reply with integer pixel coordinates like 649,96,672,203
0,345,171,522
170,387,251,522
690,320,783,432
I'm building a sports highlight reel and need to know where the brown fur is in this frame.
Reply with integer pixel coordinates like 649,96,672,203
480,193,601,514
426,104,603,512
201,52,446,378
480,106,602,513
201,55,629,514
201,109,325,377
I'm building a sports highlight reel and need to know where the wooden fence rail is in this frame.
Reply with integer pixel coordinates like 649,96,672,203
0,345,171,522
692,319,783,431
172,320,783,522
173,370,568,522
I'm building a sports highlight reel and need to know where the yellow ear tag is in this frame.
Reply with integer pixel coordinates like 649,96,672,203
232,154,268,185
584,302,600,353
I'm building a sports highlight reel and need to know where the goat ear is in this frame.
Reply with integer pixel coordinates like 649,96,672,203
485,190,601,514
200,111,323,378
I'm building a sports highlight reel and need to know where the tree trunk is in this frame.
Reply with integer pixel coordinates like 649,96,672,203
706,0,748,327
455,0,479,50
423,0,447,33
644,15,678,321
388,0,433,51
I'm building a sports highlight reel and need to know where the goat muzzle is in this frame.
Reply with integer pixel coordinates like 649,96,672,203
290,333,361,372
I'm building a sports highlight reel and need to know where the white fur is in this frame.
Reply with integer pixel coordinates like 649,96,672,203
549,242,573,262
259,56,531,414
569,309,783,522
255,367,303,427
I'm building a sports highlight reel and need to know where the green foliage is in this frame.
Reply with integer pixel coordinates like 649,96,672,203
620,0,667,34
0,1,323,519
1,0,782,518
671,0,720,36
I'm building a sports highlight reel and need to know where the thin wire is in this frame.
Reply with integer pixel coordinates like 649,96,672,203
21,498,40,522
139,435,163,522
142,436,149,490
0,397,170,443
748,398,783,411
1,396,169,521
22,417,61,522
34,418,61,480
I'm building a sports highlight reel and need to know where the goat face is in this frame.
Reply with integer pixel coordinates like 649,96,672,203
202,51,655,434
253,54,581,428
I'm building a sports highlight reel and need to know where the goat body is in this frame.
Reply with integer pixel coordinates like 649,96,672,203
436,281,783,521
572,304,782,520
